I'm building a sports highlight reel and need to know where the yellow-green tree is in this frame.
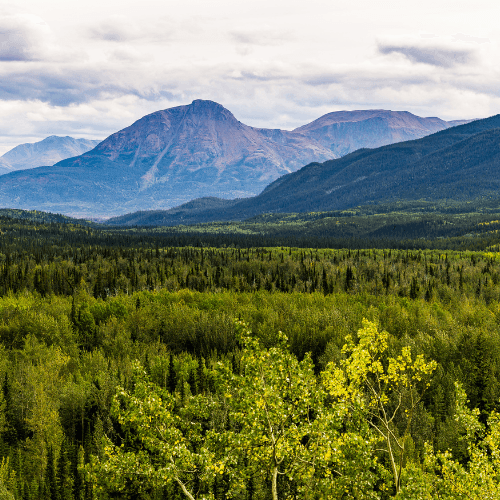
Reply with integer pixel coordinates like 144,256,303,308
224,322,379,500
323,319,437,495
222,325,321,500
12,335,69,483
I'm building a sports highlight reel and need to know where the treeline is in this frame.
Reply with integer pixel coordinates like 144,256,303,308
6,207,500,251
3,225,500,304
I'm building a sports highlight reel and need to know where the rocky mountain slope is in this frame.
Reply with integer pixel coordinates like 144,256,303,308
0,100,469,217
0,136,101,174
107,115,500,226
293,109,470,157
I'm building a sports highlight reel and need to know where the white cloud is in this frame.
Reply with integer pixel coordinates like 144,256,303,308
89,15,174,44
453,33,491,44
0,1,500,153
107,46,150,62
90,17,142,42
229,24,295,56
230,25,293,46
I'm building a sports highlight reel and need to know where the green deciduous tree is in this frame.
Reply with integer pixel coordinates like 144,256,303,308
223,322,379,500
399,382,500,499
88,361,224,500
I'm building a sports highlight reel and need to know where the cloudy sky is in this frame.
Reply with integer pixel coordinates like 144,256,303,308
0,0,498,154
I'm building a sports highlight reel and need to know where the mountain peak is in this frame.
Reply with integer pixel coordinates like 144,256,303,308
0,136,100,171
189,99,224,109
185,99,237,121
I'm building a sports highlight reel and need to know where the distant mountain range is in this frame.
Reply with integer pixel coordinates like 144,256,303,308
0,100,467,217
0,136,101,175
106,115,500,226
292,109,469,157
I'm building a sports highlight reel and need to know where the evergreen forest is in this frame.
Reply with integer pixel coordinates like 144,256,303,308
0,211,500,499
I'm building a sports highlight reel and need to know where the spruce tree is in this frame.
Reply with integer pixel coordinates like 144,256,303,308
168,354,177,394
45,447,57,500
196,357,206,394
57,440,74,500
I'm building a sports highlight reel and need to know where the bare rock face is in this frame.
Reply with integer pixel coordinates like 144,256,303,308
0,100,470,217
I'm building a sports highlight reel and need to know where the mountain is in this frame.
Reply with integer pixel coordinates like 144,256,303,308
106,114,500,226
293,110,470,157
248,115,500,214
0,158,11,176
0,136,101,172
0,100,470,217
86,99,336,198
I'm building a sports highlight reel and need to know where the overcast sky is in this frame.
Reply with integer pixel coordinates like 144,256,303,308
0,0,498,154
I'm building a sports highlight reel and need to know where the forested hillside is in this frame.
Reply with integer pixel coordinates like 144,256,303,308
0,215,500,498
108,114,500,226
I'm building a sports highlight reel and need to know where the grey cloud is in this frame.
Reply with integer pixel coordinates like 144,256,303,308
0,30,34,61
0,68,138,105
378,43,477,68
0,15,49,61
0,63,186,107
302,73,342,86
301,70,431,88
237,71,286,82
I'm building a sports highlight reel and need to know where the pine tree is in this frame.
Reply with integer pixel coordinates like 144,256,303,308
409,276,419,299
322,268,328,295
187,370,197,396
72,445,84,500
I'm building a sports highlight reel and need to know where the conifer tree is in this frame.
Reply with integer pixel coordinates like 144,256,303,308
57,440,74,500
168,354,177,394
45,447,57,500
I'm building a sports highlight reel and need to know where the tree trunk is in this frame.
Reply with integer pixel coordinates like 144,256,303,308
272,466,278,500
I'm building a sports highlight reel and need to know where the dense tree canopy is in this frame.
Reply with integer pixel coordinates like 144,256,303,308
0,213,498,498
